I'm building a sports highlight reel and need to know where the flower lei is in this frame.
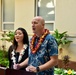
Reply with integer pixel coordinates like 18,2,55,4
30,29,50,54
11,44,28,64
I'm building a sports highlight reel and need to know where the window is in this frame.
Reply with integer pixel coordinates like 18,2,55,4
2,0,15,31
35,0,56,31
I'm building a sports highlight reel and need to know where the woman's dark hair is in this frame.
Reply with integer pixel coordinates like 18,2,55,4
13,27,29,49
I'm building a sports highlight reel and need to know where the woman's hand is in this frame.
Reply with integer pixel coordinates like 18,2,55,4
13,64,21,70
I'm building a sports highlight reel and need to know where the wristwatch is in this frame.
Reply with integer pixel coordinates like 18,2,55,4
36,66,40,72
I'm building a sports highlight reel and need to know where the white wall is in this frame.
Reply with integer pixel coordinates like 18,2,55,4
15,0,35,34
56,0,76,61
0,0,1,30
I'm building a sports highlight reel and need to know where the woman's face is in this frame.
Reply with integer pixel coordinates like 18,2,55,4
15,30,24,43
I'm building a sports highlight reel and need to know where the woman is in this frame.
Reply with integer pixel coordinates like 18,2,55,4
8,27,29,70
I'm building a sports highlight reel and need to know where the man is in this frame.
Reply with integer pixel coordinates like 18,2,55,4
15,16,58,75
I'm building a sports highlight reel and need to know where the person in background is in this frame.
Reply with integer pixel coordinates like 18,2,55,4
8,27,29,70
14,16,58,75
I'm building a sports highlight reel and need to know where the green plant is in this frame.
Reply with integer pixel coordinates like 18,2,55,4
0,31,14,67
54,68,64,74
1,31,14,43
65,69,76,75
54,68,76,75
0,50,9,67
52,29,72,46
52,29,73,55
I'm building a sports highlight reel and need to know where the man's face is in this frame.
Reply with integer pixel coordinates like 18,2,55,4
31,18,43,34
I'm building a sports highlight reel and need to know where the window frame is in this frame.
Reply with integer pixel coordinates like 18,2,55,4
2,0,15,31
35,0,56,31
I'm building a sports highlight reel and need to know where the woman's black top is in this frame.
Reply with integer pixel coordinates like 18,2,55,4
8,45,28,70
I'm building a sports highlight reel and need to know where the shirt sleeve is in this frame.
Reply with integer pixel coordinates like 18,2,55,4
47,36,58,56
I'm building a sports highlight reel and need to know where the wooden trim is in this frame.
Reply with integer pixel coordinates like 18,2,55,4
58,59,76,71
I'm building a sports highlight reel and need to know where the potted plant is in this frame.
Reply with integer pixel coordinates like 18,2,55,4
62,55,70,69
1,31,14,43
0,50,9,67
52,29,73,54
54,68,76,75
54,68,64,75
0,31,14,67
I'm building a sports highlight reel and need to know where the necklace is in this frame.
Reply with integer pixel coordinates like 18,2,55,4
11,44,28,64
30,29,50,54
